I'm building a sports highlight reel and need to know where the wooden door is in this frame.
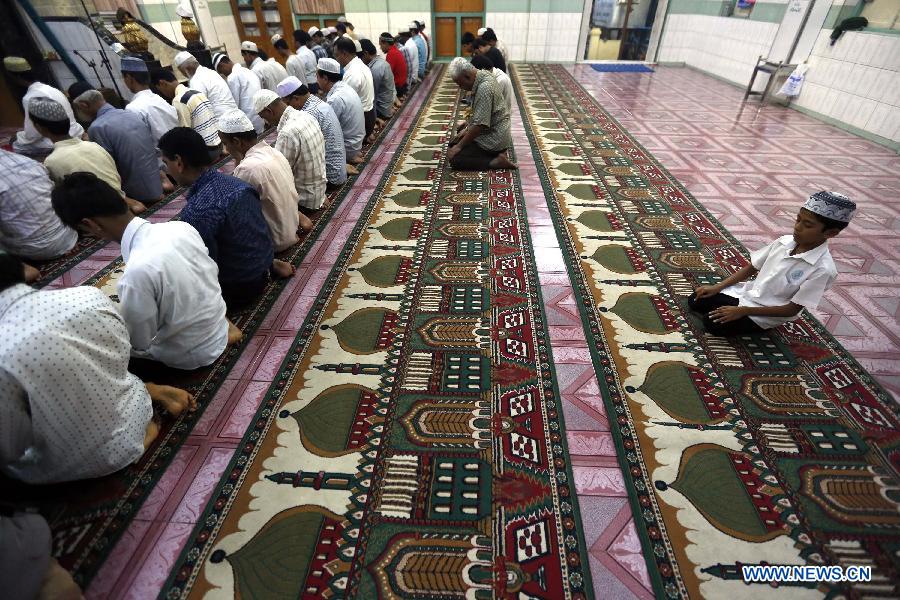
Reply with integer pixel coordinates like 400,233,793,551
230,0,295,58
435,17,457,59
460,16,483,40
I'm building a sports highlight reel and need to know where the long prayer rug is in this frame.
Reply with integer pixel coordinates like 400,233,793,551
515,64,900,599
161,69,594,599
1,71,440,589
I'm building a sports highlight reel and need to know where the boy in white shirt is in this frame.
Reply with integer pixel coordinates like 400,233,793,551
689,191,855,336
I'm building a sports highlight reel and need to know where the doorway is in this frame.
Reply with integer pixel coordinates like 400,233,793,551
584,0,658,61
433,0,484,60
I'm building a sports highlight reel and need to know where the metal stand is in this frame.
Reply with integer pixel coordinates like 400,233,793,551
743,56,796,104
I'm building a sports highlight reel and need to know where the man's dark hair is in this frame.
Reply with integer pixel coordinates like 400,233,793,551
810,212,850,232
317,69,341,82
482,28,498,42
158,126,214,168
312,29,323,39
0,252,25,293
294,30,311,45
473,38,489,51
461,32,476,45
334,37,356,56
360,39,377,55
124,70,150,86
397,31,410,42
219,129,258,144
30,113,70,136
51,171,128,229
258,49,270,60
471,54,494,71
336,23,347,34
151,68,177,86
274,38,289,51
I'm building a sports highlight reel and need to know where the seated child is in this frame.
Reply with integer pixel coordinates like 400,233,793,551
688,191,854,337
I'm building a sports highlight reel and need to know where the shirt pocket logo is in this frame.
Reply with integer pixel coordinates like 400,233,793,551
787,268,806,283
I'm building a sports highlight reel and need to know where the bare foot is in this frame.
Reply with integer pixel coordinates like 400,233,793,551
227,318,243,345
39,558,83,600
142,418,160,451
126,198,147,214
349,154,364,165
272,258,295,279
146,383,196,416
490,153,518,170
346,163,359,175
24,263,40,283
299,212,313,232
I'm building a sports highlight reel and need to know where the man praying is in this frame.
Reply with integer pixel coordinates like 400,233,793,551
317,58,366,167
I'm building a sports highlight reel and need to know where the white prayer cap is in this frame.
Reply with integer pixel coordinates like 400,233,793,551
353,38,362,53
277,75,303,97
804,191,857,223
173,51,194,68
218,108,254,134
251,89,280,114
337,16,347,23
308,26,320,36
324,27,337,36
270,33,283,45
241,40,259,53
408,22,418,30
477,27,487,36
317,57,340,74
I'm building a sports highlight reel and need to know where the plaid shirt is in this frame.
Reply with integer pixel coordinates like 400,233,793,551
275,106,327,210
301,94,347,186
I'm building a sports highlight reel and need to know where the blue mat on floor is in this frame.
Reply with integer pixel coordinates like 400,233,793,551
590,63,654,73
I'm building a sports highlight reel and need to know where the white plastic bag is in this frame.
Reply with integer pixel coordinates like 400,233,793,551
778,63,808,97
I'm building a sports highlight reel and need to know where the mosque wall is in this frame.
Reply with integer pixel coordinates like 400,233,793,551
655,0,899,146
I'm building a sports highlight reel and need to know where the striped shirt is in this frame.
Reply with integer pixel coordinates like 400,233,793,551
275,106,327,210
398,43,416,88
311,44,327,61
88,103,163,202
301,94,347,186
172,84,220,147
0,150,76,260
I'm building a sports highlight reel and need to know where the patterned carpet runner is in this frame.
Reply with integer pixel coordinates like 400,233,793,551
1,70,439,589
515,64,900,599
160,69,594,598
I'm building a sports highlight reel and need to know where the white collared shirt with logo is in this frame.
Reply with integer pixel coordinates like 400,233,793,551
722,234,837,329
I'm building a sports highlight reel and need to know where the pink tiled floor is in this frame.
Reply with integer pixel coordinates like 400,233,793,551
82,64,898,599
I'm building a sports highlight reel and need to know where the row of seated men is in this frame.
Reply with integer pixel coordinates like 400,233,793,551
0,23,517,599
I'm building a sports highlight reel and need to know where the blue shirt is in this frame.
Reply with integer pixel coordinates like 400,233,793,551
413,34,427,78
312,44,327,61
180,169,273,285
88,103,162,202
326,81,365,160
302,94,347,186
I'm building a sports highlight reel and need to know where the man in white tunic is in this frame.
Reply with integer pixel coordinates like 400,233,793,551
4,56,83,156
213,52,264,133
121,57,178,144
333,37,376,140
316,58,365,165
50,172,238,371
292,29,320,94
0,252,194,485
252,90,326,211
241,41,288,92
173,51,238,119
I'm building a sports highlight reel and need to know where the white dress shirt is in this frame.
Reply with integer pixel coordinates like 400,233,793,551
126,88,179,144
119,217,230,369
296,45,318,85
493,67,513,111
0,284,152,484
228,64,264,133
285,53,305,81
189,64,239,118
404,38,420,83
250,57,289,92
0,150,77,260
13,82,84,154
342,56,375,112
723,234,838,329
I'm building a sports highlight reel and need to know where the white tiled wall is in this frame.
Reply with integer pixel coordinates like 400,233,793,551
486,12,582,63
795,30,900,142
346,11,432,42
657,14,779,85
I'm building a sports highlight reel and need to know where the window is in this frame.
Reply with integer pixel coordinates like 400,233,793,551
721,0,755,19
